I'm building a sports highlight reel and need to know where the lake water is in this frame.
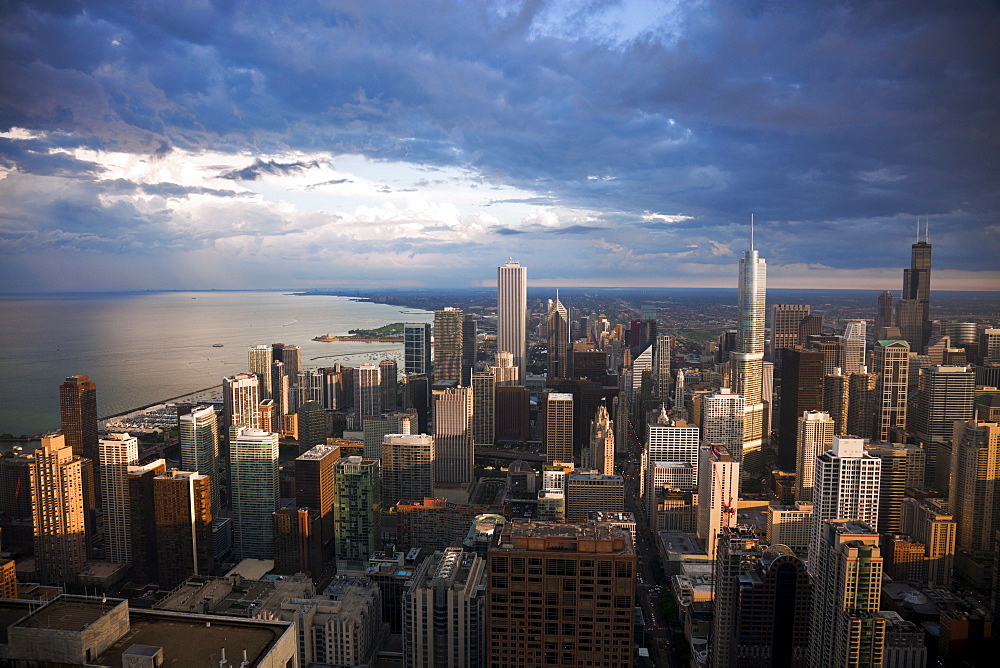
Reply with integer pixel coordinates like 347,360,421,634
0,291,433,435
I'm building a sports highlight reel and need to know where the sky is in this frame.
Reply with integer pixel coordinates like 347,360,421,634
1,0,998,292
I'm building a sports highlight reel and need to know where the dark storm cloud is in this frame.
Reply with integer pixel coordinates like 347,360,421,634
548,224,605,235
219,158,322,181
0,0,997,283
492,226,525,236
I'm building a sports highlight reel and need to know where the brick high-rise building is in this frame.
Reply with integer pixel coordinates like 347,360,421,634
486,522,635,668
30,434,87,585
59,375,98,461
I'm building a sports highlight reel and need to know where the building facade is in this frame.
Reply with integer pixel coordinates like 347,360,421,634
230,427,279,560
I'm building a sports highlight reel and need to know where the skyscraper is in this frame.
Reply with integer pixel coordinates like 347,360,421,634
873,340,910,441
30,434,87,585
471,369,495,448
698,443,739,561
486,522,635,668
646,410,700,491
223,372,261,432
432,386,474,487
842,320,867,375
247,344,273,399
589,401,615,475
230,427,279,560
950,420,1000,553
701,389,745,463
546,293,571,380
379,358,399,411
100,432,139,564
654,333,672,401
710,525,759,668
433,308,464,383
809,521,887,667
127,458,166,583
896,224,932,353
777,347,825,470
795,411,834,502
876,290,895,339
912,365,975,491
462,313,477,386
403,547,487,668
497,260,527,382
731,241,767,473
808,436,881,571
296,400,327,453
848,366,878,440
823,368,850,435
153,469,213,588
543,392,574,463
179,405,220,512
867,442,925,534
59,375,98,461
333,455,382,570
382,433,435,506
354,363,382,421
770,304,811,361
295,442,340,566
404,323,432,375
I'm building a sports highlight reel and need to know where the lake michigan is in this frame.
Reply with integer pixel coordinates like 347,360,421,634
0,291,434,436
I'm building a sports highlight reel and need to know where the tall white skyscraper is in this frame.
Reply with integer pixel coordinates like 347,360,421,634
842,321,866,375
179,405,220,512
99,432,139,564
223,372,261,432
697,443,739,561
795,410,834,502
808,436,882,572
731,242,767,473
230,427,279,560
498,260,527,382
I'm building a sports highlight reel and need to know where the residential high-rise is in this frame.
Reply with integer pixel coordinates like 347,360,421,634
334,456,382,570
589,401,615,475
546,293,571,380
354,363,382,422
127,458,166,583
778,347,825,470
223,372,261,432
701,389,745,462
495,385,529,442
873,340,910,441
272,507,324,580
462,314,477,386
432,387,474,488
382,434,435,506
896,226,932,353
843,321,867,375
731,243,767,474
698,443,739,561
403,548,487,668
270,359,291,419
178,405,220,512
809,521,887,668
795,411,834,502
363,410,415,459
981,328,1000,363
912,365,975,492
867,442,925,534
100,433,139,564
950,420,1000,554
543,392,574,463
379,358,399,411
404,323,432,375
248,344,273,399
823,369,850,435
808,436,882,571
654,334,672,401
295,442,340,551
471,369,495,448
153,469,213,588
901,497,956,587
59,375,98,461
710,525,760,668
296,400,327,453
486,522,635,668
646,410,700,491
770,304,811,361
433,308,464,384
230,427,279,560
848,366,878,440
30,434,87,585
497,260,527,382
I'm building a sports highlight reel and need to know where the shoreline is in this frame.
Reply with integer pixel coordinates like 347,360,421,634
100,384,222,422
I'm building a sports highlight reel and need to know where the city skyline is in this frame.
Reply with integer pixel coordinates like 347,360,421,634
1,2,998,293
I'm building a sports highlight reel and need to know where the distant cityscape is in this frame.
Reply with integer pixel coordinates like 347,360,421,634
0,230,996,667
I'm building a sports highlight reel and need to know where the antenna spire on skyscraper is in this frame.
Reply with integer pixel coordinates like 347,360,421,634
750,213,755,251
